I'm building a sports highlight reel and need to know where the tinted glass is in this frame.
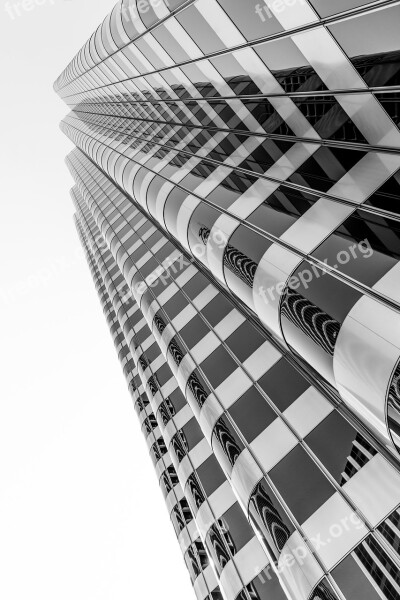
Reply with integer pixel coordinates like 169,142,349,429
269,446,334,523
228,387,276,443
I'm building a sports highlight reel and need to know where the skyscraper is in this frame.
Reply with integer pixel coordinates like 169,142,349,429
54,2,400,599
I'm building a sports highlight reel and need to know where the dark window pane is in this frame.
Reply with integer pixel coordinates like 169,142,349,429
182,418,204,453
249,480,294,561
201,346,237,388
312,209,400,287
225,321,265,363
163,291,188,320
219,503,253,555
183,271,210,299
180,315,210,348
258,359,309,412
329,5,400,87
333,554,383,600
245,571,289,600
228,387,276,443
212,416,244,474
305,412,364,484
196,455,226,497
269,446,334,523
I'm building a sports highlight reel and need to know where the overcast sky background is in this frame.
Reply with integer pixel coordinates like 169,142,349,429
0,1,194,598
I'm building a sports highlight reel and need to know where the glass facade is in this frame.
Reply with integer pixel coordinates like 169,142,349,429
55,2,400,599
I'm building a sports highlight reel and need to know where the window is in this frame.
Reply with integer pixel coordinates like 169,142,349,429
245,572,288,600
310,0,375,18
333,552,384,600
196,455,226,497
228,387,276,443
216,0,283,42
152,24,192,64
269,446,334,523
212,416,245,474
258,359,310,412
312,209,400,288
249,480,294,560
164,188,189,238
201,345,237,388
182,271,210,300
219,503,253,556
305,411,374,484
176,6,225,54
182,418,204,453
202,294,233,327
163,291,188,320
180,315,210,349
186,472,206,511
329,5,400,87
225,321,266,363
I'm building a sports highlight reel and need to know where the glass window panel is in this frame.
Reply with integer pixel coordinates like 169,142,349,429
310,0,376,18
270,446,335,523
139,3,159,28
201,294,233,327
180,315,210,349
284,261,362,324
225,322,266,363
212,415,245,474
154,363,172,386
176,6,225,54
188,203,222,265
164,188,190,238
247,186,316,238
182,418,204,452
224,225,272,292
305,412,361,484
312,209,400,287
228,386,276,443
152,24,192,63
288,146,364,193
375,92,400,130
216,0,283,42
163,290,188,320
182,271,210,300
201,345,237,387
257,358,309,412
364,165,400,214
245,572,288,600
238,139,294,174
219,503,253,555
333,554,382,600
255,36,326,92
196,455,226,497
139,256,159,278
292,95,368,143
329,5,400,87
211,53,262,95
249,479,294,561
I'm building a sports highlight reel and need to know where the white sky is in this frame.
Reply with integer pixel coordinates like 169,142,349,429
0,2,194,598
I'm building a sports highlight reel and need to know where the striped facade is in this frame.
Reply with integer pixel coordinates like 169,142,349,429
55,2,400,599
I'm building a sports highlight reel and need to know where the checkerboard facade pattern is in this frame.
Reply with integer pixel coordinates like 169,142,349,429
55,2,400,599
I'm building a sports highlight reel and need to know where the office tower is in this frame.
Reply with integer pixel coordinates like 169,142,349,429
55,1,400,599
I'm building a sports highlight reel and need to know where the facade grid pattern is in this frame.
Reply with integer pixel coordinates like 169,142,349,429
55,2,400,600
